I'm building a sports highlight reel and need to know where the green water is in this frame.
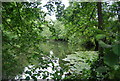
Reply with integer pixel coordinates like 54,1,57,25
3,40,97,80
39,40,83,59
15,40,86,79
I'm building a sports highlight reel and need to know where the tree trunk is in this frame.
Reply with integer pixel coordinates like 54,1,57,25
97,2,103,29
91,2,103,80
95,2,103,51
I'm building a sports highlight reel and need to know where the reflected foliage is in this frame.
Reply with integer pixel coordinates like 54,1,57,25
2,1,120,81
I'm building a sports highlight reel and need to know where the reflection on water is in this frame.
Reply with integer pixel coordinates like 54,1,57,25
15,50,68,80
15,40,83,80
40,41,73,58
5,40,96,80
39,40,85,58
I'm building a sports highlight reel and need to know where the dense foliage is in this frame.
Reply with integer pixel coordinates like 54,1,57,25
57,2,120,80
2,2,46,79
1,1,120,81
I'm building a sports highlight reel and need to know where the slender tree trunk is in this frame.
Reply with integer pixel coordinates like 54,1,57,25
97,2,103,29
95,2,103,51
91,2,103,80
97,2,104,57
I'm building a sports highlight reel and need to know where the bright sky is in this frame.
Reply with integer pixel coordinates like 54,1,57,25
27,0,114,21
40,0,69,21
41,0,69,9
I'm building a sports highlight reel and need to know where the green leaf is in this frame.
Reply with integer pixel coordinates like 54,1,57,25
99,40,112,48
25,76,30,80
31,76,37,80
25,71,32,75
96,66,108,73
112,44,120,56
104,53,119,67
96,34,106,40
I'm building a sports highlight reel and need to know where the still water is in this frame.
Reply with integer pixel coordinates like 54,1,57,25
2,40,97,80
15,40,85,80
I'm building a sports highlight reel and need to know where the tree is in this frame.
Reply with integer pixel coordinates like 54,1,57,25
2,1,120,80
2,2,45,79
